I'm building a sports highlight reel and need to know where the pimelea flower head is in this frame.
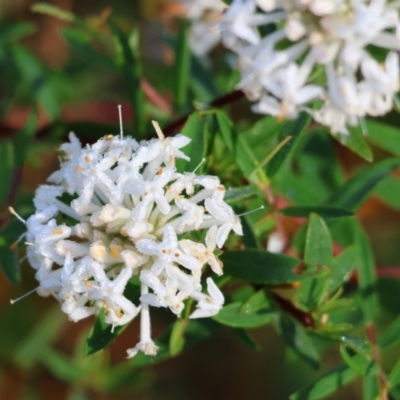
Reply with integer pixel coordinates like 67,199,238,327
19,121,243,358
227,0,400,135
183,0,400,135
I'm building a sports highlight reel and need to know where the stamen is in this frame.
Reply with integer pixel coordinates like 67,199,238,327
10,287,37,305
9,232,27,250
192,158,206,174
118,104,124,139
238,205,265,217
8,207,26,224
152,120,165,141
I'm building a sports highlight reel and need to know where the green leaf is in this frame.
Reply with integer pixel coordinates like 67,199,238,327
0,140,14,204
169,319,188,357
31,3,75,22
40,348,83,383
222,250,302,284
62,28,117,71
275,314,319,369
233,329,261,351
325,158,400,211
363,374,379,400
110,22,146,137
85,280,141,356
338,126,373,162
0,23,35,42
173,20,191,111
214,289,277,328
14,112,38,167
304,213,333,267
281,206,353,219
176,112,206,173
13,307,66,369
340,346,378,376
379,313,400,348
296,266,331,311
266,112,310,178
354,224,378,323
0,243,20,285
215,111,258,178
388,358,400,387
365,119,400,155
375,176,400,210
225,186,257,204
11,45,60,119
329,246,357,293
290,363,358,400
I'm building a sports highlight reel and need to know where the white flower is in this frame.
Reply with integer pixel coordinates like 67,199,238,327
20,121,243,358
187,0,400,134
179,0,228,56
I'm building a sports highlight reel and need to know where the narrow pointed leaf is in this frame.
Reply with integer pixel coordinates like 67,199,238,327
221,250,302,284
281,206,352,219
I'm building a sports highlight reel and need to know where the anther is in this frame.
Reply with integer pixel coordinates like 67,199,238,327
192,158,206,174
152,120,165,141
8,207,26,224
84,156,90,163
10,287,37,305
76,166,83,172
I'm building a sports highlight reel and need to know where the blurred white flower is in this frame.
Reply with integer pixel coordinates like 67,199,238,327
182,0,400,134
21,121,242,358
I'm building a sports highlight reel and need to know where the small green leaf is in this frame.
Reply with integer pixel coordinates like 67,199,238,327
290,363,358,400
0,244,20,285
337,127,373,162
215,111,258,178
0,140,14,204
354,224,378,323
0,23,35,42
365,119,400,155
176,112,206,173
388,358,400,387
233,329,261,351
340,346,378,376
14,112,38,167
281,206,353,219
110,22,146,137
325,158,400,211
214,289,277,328
225,186,257,204
375,176,400,210
329,246,357,293
379,313,400,348
13,307,66,369
222,250,302,284
40,348,83,383
363,374,379,400
173,20,191,112
31,3,76,22
169,319,188,357
304,213,333,267
296,266,331,311
275,313,320,369
85,280,141,356
266,112,310,178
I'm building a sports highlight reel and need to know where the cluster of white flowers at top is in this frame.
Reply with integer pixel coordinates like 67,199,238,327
22,122,242,358
181,0,400,135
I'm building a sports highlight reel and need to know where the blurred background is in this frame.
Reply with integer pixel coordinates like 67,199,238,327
1,1,400,399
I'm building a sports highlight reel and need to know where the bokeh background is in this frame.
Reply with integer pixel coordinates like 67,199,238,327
1,1,400,399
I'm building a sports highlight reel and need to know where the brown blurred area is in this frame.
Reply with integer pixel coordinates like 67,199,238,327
0,1,398,399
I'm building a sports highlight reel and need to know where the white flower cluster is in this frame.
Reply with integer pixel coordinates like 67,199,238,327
23,122,242,358
182,0,400,135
